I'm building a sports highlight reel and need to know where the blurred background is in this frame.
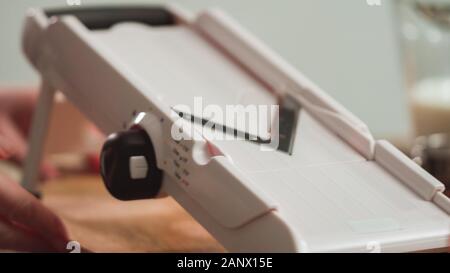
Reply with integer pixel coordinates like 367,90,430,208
0,0,408,141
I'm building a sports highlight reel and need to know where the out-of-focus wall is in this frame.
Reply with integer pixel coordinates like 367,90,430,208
0,0,409,139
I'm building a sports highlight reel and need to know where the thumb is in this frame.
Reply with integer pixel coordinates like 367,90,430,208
0,217,55,252
0,175,70,251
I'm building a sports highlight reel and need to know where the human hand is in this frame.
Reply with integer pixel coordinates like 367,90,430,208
0,173,70,252
0,87,58,179
0,87,69,252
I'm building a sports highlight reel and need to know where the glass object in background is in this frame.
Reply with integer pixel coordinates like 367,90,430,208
396,0,450,137
397,0,450,191
411,133,450,193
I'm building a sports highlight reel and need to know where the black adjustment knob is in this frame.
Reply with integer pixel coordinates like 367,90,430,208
100,128,163,201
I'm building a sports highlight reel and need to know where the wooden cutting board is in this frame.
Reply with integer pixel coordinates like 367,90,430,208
42,175,224,253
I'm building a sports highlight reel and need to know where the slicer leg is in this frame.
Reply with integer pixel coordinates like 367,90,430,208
21,81,56,196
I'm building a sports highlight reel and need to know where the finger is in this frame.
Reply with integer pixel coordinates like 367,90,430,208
9,90,38,136
0,117,19,160
0,87,37,115
0,138,11,160
0,175,70,251
0,115,27,162
0,115,58,180
0,217,55,252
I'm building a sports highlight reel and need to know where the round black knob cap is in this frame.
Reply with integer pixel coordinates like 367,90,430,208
100,128,163,201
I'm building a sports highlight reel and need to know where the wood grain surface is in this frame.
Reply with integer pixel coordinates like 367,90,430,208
42,175,224,253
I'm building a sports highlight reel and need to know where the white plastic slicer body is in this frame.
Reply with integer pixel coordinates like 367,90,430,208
21,5,449,252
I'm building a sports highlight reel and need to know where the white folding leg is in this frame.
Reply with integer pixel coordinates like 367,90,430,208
21,80,56,196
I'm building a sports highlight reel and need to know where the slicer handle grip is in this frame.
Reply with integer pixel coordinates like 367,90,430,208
45,6,174,30
100,128,163,201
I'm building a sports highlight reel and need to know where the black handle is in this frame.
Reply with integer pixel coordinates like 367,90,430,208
45,6,175,30
100,128,163,201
